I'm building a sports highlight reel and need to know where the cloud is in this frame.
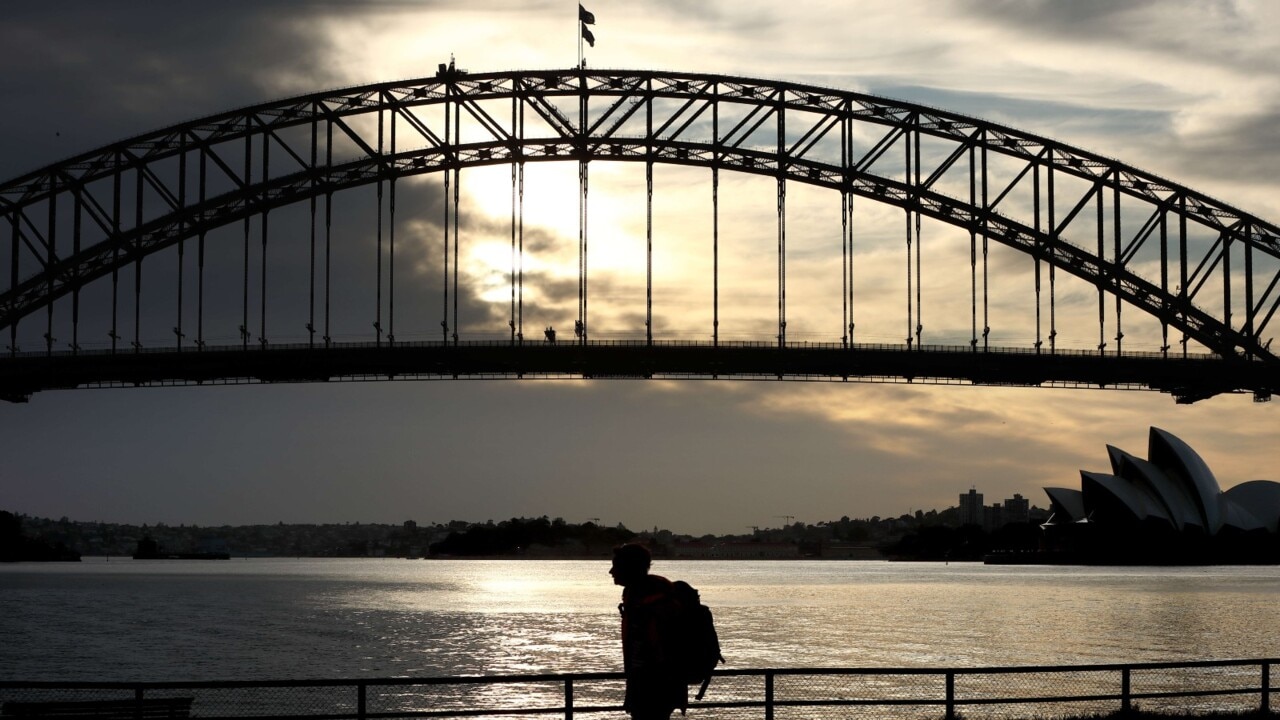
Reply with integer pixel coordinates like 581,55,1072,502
1157,105,1280,187
954,0,1263,76
0,3,350,180
954,0,1166,42
1,0,1276,535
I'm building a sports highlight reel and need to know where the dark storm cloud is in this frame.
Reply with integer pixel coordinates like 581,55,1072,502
955,0,1163,37
1150,107,1280,189
954,0,1245,47
0,2,345,180
953,0,1269,76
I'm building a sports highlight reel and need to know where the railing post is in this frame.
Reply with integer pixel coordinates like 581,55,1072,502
565,677,574,720
1121,667,1131,713
765,671,775,720
358,682,367,720
1263,662,1271,714
135,687,144,720
945,672,955,720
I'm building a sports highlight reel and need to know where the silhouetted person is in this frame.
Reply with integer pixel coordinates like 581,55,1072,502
611,543,687,720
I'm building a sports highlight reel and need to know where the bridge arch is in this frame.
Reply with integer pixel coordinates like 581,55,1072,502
2,69,1278,397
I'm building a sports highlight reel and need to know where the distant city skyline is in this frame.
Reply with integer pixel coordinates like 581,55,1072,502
6,489,1040,561
17,487,1021,526
1,1,1276,536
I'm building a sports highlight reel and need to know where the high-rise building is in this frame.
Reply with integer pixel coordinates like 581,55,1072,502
985,503,1004,532
1003,494,1030,524
959,488,983,526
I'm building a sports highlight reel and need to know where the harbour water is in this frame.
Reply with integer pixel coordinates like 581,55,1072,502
3,558,1279,682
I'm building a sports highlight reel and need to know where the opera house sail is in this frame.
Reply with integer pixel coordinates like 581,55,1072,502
1039,428,1280,564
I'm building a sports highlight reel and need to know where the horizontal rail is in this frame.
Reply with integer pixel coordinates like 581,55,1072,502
0,338,1244,361
3,660,1278,720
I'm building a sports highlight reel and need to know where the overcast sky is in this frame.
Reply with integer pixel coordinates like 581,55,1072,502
1,0,1276,536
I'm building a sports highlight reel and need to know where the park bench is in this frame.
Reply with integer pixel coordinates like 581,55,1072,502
1,698,193,720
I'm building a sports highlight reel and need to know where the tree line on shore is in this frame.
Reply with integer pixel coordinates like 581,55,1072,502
1,511,81,561
3,507,1053,562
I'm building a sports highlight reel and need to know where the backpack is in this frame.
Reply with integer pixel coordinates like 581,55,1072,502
666,580,725,701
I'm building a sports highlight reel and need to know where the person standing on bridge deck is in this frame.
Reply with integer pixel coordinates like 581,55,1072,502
611,543,687,720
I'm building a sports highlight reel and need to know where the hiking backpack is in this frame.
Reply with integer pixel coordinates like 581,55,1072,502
668,580,725,700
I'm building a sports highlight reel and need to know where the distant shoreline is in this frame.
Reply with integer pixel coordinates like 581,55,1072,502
61,554,890,561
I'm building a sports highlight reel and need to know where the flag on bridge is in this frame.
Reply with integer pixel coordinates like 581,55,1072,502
578,3,597,63
580,4,596,47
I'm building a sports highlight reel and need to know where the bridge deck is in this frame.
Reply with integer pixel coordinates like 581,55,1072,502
2,341,1273,404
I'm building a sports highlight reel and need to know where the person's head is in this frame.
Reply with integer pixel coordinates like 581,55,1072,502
609,543,651,587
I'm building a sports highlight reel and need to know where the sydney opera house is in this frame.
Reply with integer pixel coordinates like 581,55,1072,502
1040,427,1280,564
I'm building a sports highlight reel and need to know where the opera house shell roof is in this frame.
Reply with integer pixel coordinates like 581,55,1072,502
1044,427,1280,536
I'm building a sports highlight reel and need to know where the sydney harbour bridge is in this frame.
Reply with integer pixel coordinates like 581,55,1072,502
1,67,1278,404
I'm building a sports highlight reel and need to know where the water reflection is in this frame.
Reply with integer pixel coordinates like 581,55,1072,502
4,559,1280,681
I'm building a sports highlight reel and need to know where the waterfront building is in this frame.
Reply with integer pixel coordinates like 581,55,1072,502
1041,427,1280,563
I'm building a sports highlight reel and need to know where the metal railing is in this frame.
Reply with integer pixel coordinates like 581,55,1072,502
2,337,1230,361
2,660,1275,720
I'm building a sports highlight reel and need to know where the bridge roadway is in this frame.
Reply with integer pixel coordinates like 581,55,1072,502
1,341,1274,404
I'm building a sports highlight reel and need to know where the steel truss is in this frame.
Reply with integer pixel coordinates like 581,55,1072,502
1,67,1278,400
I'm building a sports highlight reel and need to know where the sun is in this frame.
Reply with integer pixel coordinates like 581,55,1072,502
453,162,672,308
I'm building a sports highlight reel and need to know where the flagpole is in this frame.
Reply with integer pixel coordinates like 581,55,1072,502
577,3,594,69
